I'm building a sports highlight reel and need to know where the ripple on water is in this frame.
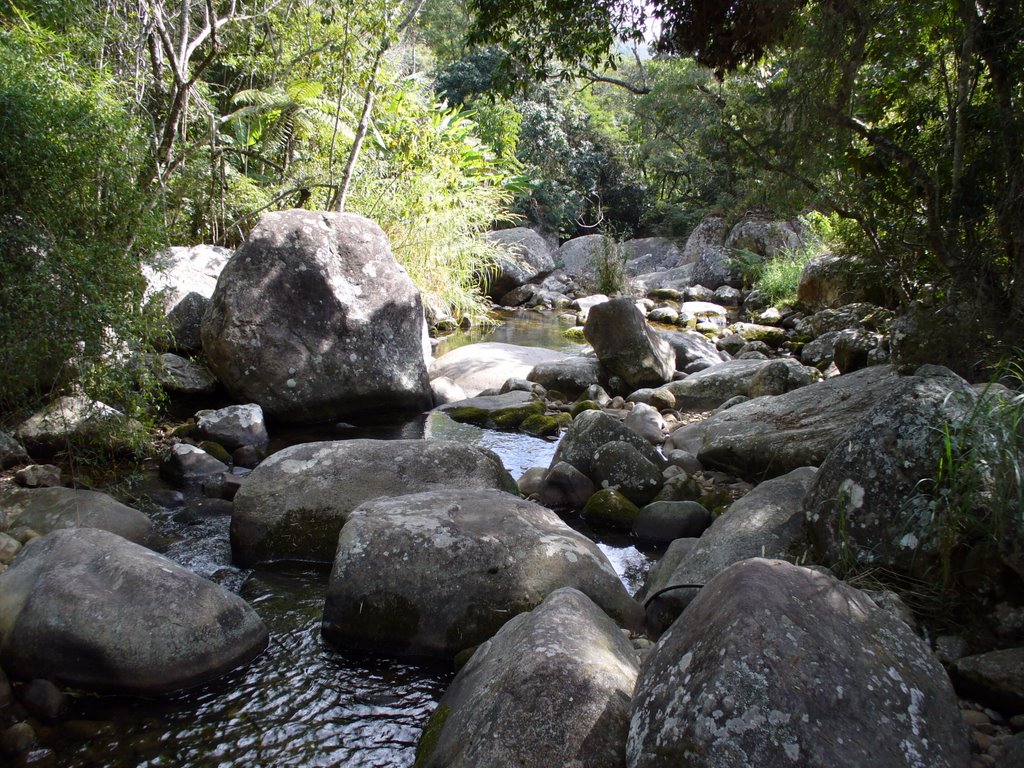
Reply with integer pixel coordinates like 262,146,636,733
52,568,453,768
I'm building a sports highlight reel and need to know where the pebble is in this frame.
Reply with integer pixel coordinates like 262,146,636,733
963,709,993,727
1,722,37,754
22,679,66,722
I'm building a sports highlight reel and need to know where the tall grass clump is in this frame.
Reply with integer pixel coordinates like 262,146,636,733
924,350,1024,587
592,229,627,295
347,87,521,323
753,212,839,306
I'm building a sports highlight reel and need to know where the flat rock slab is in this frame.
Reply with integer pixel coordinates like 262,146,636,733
231,439,518,566
629,558,971,768
1,486,154,546
416,588,638,768
430,342,567,397
668,365,899,480
436,390,543,429
322,489,643,658
952,648,1024,714
0,528,267,694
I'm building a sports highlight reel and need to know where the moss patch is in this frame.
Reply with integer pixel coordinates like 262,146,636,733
520,413,561,437
571,400,600,418
413,704,451,768
582,488,640,531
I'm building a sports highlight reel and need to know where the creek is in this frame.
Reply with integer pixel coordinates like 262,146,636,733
42,310,655,767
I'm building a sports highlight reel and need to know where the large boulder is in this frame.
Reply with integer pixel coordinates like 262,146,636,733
689,246,737,290
644,467,817,633
415,588,638,768
659,330,730,371
201,210,432,423
724,217,800,258
628,558,970,768
665,358,814,410
550,410,666,479
584,298,674,390
231,439,517,566
797,251,885,311
144,244,232,352
322,490,643,657
0,486,154,546
806,368,979,582
0,528,268,694
556,234,615,283
681,215,727,264
623,237,684,275
431,342,567,397
485,228,556,298
667,365,899,480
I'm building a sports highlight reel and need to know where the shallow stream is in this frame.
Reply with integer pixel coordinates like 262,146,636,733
41,310,655,767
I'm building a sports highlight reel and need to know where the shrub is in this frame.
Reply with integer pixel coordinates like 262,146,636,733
0,25,164,421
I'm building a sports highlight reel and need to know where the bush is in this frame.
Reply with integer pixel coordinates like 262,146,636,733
0,25,163,420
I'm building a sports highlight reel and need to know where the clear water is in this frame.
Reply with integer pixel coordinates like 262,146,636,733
39,311,653,768
434,308,587,356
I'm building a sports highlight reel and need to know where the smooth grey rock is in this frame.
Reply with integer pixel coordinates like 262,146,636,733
809,303,882,337
0,486,153,546
436,390,540,428
629,558,970,768
322,491,643,657
485,227,555,298
429,376,467,406
0,432,28,469
667,365,899,480
690,245,737,289
591,442,663,506
797,251,885,310
585,298,674,390
160,443,229,486
660,330,729,372
0,533,21,565
731,322,787,347
625,237,684,275
646,468,817,632
634,538,700,605
624,402,666,445
832,327,882,374
195,403,268,451
13,464,60,488
528,356,608,397
647,305,680,324
539,461,596,510
164,291,209,352
725,217,800,257
144,245,231,351
151,353,218,395
996,732,1024,768
632,264,696,294
665,358,813,410
516,467,547,497
431,342,567,397
416,588,638,768
0,528,268,694
202,210,432,423
681,216,727,263
231,439,517,566
679,301,729,328
633,501,711,544
557,235,615,283
16,396,134,455
714,285,742,306
550,410,666,480
22,679,65,721
806,371,978,581
664,449,702,475
800,330,840,370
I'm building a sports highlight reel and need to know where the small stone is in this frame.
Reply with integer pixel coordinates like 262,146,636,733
1,722,36,755
0,533,21,565
22,679,66,722
232,444,264,469
1009,714,1024,731
14,465,61,488
963,709,993,727
974,731,994,752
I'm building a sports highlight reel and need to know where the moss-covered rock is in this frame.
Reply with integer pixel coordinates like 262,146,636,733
520,414,561,437
581,489,640,531
198,440,232,464
563,325,586,341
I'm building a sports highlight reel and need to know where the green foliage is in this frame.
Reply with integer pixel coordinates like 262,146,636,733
923,352,1024,586
0,24,163,419
347,86,519,321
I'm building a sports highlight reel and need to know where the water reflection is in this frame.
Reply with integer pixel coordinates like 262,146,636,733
434,309,587,357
